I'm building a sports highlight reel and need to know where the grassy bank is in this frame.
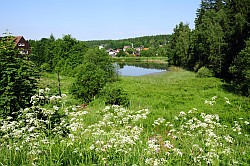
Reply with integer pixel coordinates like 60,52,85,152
1,68,249,165
112,56,168,64
113,67,249,123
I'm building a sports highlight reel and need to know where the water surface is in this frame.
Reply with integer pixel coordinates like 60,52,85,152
116,63,167,76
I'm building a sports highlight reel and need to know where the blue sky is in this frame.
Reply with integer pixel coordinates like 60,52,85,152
1,0,201,41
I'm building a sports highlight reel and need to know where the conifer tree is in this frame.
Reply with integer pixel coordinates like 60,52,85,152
0,34,38,118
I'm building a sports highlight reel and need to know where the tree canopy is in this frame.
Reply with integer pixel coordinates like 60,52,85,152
169,0,250,95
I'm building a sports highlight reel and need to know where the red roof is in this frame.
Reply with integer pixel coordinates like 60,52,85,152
13,36,23,44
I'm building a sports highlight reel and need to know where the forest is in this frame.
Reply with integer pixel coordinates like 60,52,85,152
84,34,171,49
168,0,250,95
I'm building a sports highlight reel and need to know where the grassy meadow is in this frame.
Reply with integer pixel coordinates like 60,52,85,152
0,67,249,165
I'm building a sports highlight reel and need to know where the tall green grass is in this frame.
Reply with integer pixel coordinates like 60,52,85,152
1,68,248,165
113,67,249,124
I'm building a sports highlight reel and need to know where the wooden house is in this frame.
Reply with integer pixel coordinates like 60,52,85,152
13,36,31,55
0,36,31,56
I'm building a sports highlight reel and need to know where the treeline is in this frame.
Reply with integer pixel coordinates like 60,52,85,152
1,33,121,118
168,0,250,95
84,34,172,49
29,34,118,103
29,34,88,75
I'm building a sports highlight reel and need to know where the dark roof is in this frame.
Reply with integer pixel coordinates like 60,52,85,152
13,36,23,44
0,36,24,44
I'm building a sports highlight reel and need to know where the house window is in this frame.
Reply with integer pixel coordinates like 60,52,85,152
18,43,25,46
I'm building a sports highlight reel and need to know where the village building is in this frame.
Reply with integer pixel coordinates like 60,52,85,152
0,36,31,56
13,36,31,55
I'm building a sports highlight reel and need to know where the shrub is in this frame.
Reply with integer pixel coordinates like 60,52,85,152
70,49,117,103
99,83,129,106
196,66,214,78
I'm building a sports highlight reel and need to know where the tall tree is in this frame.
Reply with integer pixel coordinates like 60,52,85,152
229,38,250,95
0,35,38,118
169,22,191,67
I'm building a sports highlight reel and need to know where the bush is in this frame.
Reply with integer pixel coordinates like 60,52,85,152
70,49,117,103
196,67,214,78
99,83,129,106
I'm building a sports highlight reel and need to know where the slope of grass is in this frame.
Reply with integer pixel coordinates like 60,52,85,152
112,67,249,124
7,67,247,165
38,68,249,125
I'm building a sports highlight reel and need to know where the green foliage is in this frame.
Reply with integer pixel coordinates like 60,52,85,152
169,22,191,67
196,66,214,78
29,34,87,75
125,47,134,54
230,38,250,95
116,49,127,57
40,63,52,72
0,69,249,165
99,83,129,106
70,49,117,103
169,0,250,95
0,35,38,118
84,34,171,49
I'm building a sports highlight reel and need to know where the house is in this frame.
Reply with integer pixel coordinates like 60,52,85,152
106,48,121,57
123,45,131,52
134,46,144,52
0,36,31,55
106,48,116,57
13,36,31,55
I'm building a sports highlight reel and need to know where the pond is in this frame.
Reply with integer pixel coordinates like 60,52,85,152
115,62,168,76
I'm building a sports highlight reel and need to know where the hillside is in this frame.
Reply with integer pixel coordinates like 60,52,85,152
84,34,172,49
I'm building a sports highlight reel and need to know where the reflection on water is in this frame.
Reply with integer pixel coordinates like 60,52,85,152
115,62,168,76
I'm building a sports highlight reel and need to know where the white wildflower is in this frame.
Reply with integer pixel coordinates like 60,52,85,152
39,89,44,95
212,96,217,100
53,106,59,111
164,140,173,149
45,87,50,93
224,97,230,104
90,144,95,150
179,111,186,117
61,94,67,97
224,135,234,143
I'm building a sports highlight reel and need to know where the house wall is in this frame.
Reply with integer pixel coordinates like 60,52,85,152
15,37,31,55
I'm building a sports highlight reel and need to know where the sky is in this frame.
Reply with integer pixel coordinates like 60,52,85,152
0,0,201,41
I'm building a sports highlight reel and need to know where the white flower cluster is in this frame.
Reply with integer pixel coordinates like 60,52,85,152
85,105,149,155
0,95,248,165
0,91,71,163
30,88,67,106
205,96,217,105
144,101,249,165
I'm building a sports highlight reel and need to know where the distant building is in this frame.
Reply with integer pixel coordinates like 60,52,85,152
106,48,116,57
99,45,105,49
123,45,131,52
0,36,31,56
13,36,31,55
106,48,121,57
